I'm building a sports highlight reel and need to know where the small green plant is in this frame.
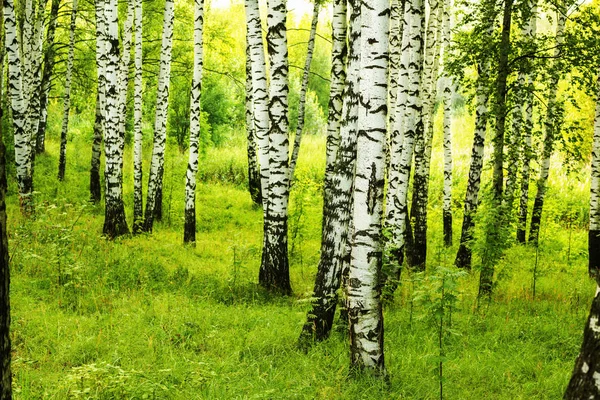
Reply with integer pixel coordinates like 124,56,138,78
414,266,466,400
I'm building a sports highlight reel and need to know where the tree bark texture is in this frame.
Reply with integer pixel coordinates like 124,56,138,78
143,0,174,232
348,0,389,374
245,0,270,210
183,0,204,245
36,0,60,154
441,0,453,247
58,0,78,181
132,0,143,231
299,0,355,344
455,64,490,269
259,0,292,294
589,69,600,278
91,0,107,204
244,29,262,207
564,286,600,399
4,0,33,214
102,0,129,238
516,0,537,243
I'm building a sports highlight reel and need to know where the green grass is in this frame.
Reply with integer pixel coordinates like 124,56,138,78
5,107,595,398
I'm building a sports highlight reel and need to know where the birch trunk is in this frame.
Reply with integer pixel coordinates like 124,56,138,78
36,0,60,154
387,0,405,154
0,13,11,394
58,0,77,181
4,0,33,214
183,0,204,245
348,0,389,374
441,0,453,247
143,0,174,232
117,0,133,179
564,286,600,398
132,0,143,231
389,0,425,271
102,0,129,237
91,0,107,204
455,65,490,269
516,0,537,243
289,2,319,181
244,32,261,206
590,70,600,278
299,0,354,344
384,0,411,281
259,0,291,294
409,0,442,269
528,10,565,246
26,0,44,167
491,0,513,201
244,0,269,208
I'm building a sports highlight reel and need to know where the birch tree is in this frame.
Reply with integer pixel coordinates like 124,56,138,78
409,0,442,269
455,58,491,269
58,0,77,181
132,0,143,231
36,0,60,155
244,33,261,206
259,0,292,293
384,0,411,281
591,72,600,279
244,0,269,208
388,0,425,273
299,0,354,344
516,0,537,243
491,0,514,201
91,0,107,203
102,0,129,237
117,0,133,179
528,8,566,246
348,0,389,373
289,1,319,181
564,285,600,399
0,10,11,394
441,0,454,247
4,0,33,214
183,0,204,245
143,0,174,232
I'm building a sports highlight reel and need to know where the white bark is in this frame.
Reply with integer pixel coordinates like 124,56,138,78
348,0,389,373
259,0,292,293
441,0,454,246
102,0,129,236
184,0,204,244
143,0,174,232
132,0,143,230
58,0,78,181
245,0,270,211
390,0,425,262
3,0,32,211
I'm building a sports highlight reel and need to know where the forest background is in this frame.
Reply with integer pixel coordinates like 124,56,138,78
1,0,599,398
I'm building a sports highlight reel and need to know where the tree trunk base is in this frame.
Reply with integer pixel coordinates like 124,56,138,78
259,222,292,295
183,208,196,245
564,288,600,399
103,203,129,238
443,211,452,247
590,230,600,278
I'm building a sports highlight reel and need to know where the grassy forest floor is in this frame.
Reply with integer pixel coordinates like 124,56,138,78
5,110,596,398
